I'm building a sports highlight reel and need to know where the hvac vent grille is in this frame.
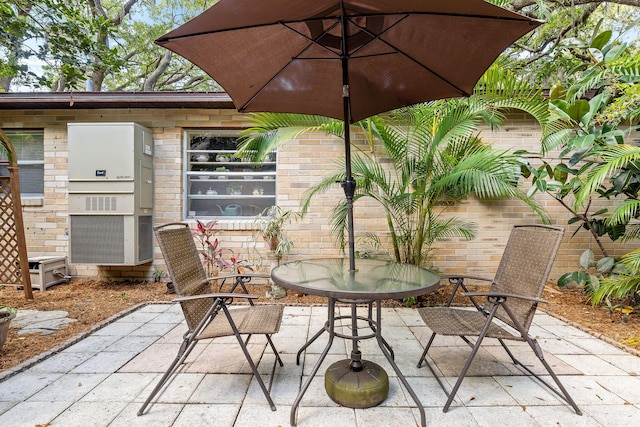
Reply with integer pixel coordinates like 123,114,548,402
138,215,153,262
70,215,124,264
85,196,117,211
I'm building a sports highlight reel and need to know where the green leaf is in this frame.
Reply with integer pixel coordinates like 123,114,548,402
553,165,568,183
604,43,626,62
557,272,574,287
580,249,595,270
550,99,571,119
555,163,579,175
588,48,604,63
567,100,590,121
575,271,589,286
568,134,595,150
596,257,615,273
587,274,601,294
567,216,581,225
559,271,589,287
590,30,612,50
613,170,631,192
549,83,566,100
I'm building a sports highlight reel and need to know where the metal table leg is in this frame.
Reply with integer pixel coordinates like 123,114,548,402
291,298,336,426
374,301,426,427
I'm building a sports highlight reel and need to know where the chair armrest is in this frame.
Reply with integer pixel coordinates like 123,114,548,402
461,291,548,304
438,275,494,309
174,293,259,303
441,275,493,283
207,273,270,281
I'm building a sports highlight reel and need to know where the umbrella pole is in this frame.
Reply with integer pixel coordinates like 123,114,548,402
341,114,356,273
339,1,356,273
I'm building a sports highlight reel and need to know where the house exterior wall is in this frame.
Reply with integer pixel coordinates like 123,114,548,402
1,107,636,282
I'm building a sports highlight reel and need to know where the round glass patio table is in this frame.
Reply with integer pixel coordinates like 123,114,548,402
271,258,440,427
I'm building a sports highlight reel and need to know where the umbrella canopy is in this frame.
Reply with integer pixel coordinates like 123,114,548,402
157,0,541,123
156,0,542,270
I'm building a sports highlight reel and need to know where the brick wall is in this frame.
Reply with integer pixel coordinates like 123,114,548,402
1,108,636,282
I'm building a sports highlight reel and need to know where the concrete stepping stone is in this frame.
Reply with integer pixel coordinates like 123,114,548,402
11,309,77,336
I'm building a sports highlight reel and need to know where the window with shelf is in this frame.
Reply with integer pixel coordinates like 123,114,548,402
184,130,276,219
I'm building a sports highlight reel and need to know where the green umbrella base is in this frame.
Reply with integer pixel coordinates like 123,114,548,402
324,359,389,408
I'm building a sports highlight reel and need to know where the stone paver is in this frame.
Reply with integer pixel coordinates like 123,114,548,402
0,303,638,427
11,309,77,335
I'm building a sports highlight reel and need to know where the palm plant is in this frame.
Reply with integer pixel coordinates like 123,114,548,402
301,101,548,266
590,247,640,308
238,65,549,266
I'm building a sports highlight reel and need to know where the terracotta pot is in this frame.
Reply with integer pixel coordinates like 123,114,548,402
0,310,16,351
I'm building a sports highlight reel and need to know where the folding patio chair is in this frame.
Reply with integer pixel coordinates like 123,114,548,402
416,225,581,415
138,222,284,416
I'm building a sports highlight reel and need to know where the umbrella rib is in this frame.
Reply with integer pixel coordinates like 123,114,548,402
281,20,343,57
237,21,343,113
346,14,469,97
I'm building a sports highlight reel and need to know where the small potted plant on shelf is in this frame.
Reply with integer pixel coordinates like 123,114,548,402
0,303,17,351
226,183,242,195
253,206,299,298
215,166,229,179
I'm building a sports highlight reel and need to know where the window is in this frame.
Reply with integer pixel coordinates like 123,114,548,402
0,130,44,197
184,130,276,219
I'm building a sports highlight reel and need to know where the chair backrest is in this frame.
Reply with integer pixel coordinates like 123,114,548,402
487,225,564,332
154,222,213,332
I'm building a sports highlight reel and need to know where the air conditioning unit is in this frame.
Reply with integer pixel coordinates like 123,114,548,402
68,123,154,265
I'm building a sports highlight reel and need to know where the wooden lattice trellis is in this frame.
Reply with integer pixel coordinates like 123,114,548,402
0,129,33,299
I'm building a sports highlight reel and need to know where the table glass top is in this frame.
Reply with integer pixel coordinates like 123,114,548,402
271,258,440,299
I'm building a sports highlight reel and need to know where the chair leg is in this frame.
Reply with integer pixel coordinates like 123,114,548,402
498,337,582,415
222,305,278,411
232,330,278,411
137,336,197,416
498,302,582,415
267,335,284,368
417,331,437,368
266,335,284,393
442,332,488,412
442,305,501,412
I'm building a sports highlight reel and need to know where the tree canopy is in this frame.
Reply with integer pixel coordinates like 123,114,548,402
1,0,638,92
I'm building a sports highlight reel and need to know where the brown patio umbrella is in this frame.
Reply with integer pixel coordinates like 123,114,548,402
156,0,542,271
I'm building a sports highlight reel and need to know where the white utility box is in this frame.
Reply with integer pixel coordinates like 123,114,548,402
28,256,68,290
67,123,154,265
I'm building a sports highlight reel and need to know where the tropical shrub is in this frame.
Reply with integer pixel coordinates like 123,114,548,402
239,65,549,267
523,26,640,304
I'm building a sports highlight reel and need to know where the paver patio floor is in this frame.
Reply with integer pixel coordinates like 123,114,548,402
1,303,639,426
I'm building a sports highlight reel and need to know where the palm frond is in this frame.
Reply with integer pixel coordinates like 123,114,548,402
576,145,640,207
426,216,477,244
606,199,640,227
591,247,640,304
238,113,342,161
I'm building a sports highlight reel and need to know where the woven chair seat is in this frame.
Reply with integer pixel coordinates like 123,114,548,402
419,307,522,341
200,305,284,339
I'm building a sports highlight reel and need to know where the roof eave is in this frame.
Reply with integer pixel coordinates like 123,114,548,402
0,92,235,110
